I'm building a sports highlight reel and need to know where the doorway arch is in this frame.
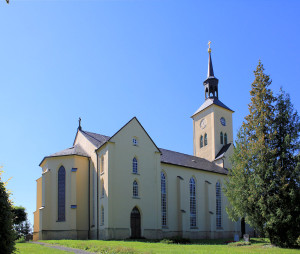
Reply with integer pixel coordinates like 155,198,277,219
130,207,141,238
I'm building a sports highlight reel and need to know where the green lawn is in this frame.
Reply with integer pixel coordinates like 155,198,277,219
39,238,300,254
16,242,69,254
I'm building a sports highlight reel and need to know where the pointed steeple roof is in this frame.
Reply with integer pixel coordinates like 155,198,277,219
207,48,215,78
203,42,219,100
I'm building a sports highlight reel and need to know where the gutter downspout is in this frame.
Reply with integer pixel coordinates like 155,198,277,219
88,158,91,239
96,152,99,240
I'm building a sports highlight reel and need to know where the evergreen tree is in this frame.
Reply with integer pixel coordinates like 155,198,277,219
0,167,16,253
224,62,300,247
266,89,300,247
224,61,275,234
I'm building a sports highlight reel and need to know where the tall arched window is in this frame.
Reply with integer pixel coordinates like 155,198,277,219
58,166,66,221
189,177,196,227
220,132,223,144
133,157,138,174
200,135,203,148
133,180,138,197
204,133,208,146
224,133,228,145
101,205,104,225
101,179,104,198
216,181,222,229
100,155,104,174
161,172,167,227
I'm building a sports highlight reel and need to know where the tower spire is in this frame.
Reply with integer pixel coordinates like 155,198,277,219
207,41,214,78
203,41,219,100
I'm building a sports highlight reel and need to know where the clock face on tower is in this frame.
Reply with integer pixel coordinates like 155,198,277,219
220,117,226,126
200,118,207,129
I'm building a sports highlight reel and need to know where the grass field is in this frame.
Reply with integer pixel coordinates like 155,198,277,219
16,242,69,253
28,238,299,254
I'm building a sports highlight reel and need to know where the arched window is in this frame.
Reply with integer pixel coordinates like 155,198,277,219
101,179,104,198
216,181,222,229
204,133,208,146
189,177,196,227
58,166,66,221
101,206,104,225
133,180,138,197
133,157,138,174
220,132,223,145
224,133,228,145
161,172,167,227
200,135,203,148
100,155,104,174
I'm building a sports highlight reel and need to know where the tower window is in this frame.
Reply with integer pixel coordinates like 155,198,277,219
204,133,208,146
224,133,228,145
200,135,203,148
132,157,138,174
133,180,139,197
220,132,223,145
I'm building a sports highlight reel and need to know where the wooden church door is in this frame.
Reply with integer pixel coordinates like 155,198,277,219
130,207,141,238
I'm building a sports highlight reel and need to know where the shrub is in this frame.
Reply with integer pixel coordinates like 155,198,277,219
15,236,26,243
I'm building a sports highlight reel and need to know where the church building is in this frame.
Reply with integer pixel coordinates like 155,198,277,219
33,46,246,241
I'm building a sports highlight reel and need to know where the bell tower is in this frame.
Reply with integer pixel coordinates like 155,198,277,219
204,41,219,100
191,42,234,168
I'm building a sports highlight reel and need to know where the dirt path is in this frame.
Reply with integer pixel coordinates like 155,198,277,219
33,242,97,254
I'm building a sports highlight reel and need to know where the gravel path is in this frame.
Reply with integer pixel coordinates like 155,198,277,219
33,242,97,254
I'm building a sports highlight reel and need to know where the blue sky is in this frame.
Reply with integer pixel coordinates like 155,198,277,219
0,0,299,226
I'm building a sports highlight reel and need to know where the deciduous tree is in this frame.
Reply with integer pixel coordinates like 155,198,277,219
0,167,15,253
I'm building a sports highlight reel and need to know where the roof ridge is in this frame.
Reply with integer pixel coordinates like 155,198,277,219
160,147,205,160
84,130,110,138
80,130,106,143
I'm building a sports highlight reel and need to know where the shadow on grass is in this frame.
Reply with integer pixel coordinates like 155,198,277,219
122,238,232,245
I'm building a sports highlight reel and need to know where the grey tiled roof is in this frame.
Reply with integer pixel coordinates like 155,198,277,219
80,129,227,175
80,130,110,148
215,143,232,160
42,125,227,175
39,144,90,166
160,148,228,175
192,98,234,117
49,143,90,157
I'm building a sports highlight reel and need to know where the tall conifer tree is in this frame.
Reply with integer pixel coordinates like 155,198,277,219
266,89,300,247
225,62,300,247
224,61,275,235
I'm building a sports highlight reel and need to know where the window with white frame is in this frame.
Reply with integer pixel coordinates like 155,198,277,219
161,172,167,227
133,180,138,197
101,206,104,225
190,177,196,227
132,157,138,174
101,179,104,198
133,138,138,146
216,181,222,229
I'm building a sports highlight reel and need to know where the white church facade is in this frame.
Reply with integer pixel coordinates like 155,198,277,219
33,47,247,241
